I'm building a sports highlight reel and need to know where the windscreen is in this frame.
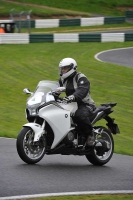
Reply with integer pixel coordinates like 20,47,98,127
27,81,59,107
34,80,59,94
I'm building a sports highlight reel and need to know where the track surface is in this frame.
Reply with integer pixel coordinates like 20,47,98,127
1,47,133,198
95,47,133,68
0,138,133,197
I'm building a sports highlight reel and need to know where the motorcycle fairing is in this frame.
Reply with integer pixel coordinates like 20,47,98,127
23,123,45,141
39,103,76,149
59,102,78,113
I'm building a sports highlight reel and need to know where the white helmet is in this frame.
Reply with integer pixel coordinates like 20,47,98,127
59,58,77,79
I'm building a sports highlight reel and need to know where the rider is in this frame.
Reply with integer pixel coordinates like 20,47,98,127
58,57,96,146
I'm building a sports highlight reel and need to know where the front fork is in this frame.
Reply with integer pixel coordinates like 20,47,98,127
23,120,45,142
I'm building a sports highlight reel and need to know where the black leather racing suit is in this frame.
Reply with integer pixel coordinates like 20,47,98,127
59,71,96,139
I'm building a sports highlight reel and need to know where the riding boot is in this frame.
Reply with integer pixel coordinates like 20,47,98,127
86,134,95,146
77,124,93,146
80,118,95,146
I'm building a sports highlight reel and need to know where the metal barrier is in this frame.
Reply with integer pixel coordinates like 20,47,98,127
10,9,32,33
126,10,133,18
0,33,133,44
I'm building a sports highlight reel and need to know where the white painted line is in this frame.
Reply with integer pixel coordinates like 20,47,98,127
0,190,133,200
94,51,105,62
0,137,16,140
94,47,133,62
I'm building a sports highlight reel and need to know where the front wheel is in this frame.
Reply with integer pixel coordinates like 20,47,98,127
16,127,46,164
86,127,114,166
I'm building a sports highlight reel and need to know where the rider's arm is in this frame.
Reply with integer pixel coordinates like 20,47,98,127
73,77,90,102
58,78,63,86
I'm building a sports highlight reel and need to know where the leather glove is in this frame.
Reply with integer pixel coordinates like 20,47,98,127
62,95,75,104
52,91,60,98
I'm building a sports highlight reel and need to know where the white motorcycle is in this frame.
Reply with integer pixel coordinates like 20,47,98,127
16,80,120,166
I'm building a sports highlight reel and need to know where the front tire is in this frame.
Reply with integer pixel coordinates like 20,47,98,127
16,127,46,164
86,127,114,166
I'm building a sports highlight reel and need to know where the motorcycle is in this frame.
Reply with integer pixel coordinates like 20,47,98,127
16,80,120,166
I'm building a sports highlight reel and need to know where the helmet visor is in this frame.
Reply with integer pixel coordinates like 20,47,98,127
59,65,71,75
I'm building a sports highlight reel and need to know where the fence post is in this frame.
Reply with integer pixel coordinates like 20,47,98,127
27,10,32,34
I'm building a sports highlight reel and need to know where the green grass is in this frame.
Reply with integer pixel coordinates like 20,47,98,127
0,42,133,156
21,23,133,34
1,0,133,18
0,0,90,18
24,194,133,200
4,0,133,16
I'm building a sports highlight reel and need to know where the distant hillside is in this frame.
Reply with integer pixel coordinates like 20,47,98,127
1,0,133,19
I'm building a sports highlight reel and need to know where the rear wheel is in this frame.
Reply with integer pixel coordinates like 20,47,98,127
16,127,46,164
86,126,114,166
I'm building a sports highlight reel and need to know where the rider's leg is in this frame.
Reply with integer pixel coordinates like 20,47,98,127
74,104,95,146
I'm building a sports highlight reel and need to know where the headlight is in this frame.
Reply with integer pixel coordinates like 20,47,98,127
30,109,37,115
28,108,38,116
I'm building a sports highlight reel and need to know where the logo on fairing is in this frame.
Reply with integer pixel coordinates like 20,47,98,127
65,114,68,118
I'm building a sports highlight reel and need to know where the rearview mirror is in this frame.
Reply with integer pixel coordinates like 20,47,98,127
23,88,33,95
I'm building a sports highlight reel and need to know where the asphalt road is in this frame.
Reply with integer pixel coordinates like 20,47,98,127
0,138,133,198
1,46,133,199
95,47,133,68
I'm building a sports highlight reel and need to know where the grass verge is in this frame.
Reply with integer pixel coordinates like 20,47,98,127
1,0,133,18
0,0,90,18
17,194,133,200
0,42,133,156
18,23,133,34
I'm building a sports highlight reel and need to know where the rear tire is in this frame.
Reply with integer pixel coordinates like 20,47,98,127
16,127,46,164
86,127,114,166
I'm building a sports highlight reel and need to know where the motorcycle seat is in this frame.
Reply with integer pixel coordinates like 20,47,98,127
90,104,114,122
92,102,117,115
